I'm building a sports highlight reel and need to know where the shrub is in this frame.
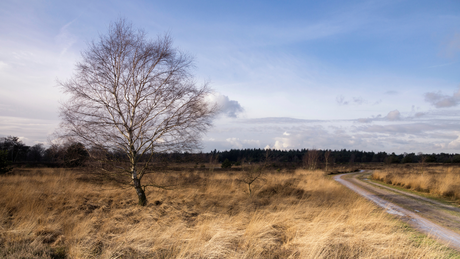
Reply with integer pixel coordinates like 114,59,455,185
64,143,89,167
221,158,232,169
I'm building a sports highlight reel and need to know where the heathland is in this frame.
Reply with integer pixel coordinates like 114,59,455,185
372,165,460,201
0,166,458,258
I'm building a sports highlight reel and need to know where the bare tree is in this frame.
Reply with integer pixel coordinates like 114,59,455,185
303,149,319,170
239,150,270,197
59,19,216,206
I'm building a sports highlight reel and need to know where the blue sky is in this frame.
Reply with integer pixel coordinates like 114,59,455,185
1,0,460,153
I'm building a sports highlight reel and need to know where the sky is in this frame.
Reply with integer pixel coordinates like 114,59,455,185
1,0,460,154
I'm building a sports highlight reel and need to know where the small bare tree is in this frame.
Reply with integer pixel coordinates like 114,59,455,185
303,149,319,170
239,150,270,197
208,153,219,173
59,19,216,206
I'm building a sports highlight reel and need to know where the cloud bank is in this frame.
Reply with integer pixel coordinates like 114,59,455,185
204,105,460,154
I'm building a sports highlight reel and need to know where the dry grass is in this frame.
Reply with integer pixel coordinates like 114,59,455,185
372,166,460,201
0,167,456,258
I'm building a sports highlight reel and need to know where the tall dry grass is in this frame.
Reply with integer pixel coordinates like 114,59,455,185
372,166,460,200
0,168,455,258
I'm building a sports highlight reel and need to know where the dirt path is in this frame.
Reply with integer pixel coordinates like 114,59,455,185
334,171,460,251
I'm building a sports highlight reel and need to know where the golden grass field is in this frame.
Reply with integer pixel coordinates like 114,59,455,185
372,166,460,202
0,167,457,258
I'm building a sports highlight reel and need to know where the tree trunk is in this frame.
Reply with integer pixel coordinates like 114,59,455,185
133,178,147,206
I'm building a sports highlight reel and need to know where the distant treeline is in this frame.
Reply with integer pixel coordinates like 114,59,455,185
182,148,460,165
2,135,460,168
0,136,89,167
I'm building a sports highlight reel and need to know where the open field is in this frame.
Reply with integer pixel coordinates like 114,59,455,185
372,166,460,202
0,167,457,258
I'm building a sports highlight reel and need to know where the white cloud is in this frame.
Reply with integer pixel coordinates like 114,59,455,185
225,138,260,149
226,138,243,148
425,89,460,108
386,110,401,121
447,132,460,149
273,140,289,150
448,139,460,149
269,126,366,151
283,131,290,136
207,93,244,118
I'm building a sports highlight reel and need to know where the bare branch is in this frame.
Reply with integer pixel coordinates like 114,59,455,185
58,19,217,206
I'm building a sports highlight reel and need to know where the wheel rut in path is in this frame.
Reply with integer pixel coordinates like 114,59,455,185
334,171,460,251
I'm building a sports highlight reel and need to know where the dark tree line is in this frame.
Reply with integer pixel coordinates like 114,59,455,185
0,136,89,167
138,148,460,167
211,149,460,165
157,149,460,166
2,136,460,169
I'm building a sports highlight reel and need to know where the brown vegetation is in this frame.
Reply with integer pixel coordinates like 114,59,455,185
0,167,455,258
372,166,460,201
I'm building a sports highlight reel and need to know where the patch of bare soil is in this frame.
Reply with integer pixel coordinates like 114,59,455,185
335,171,460,251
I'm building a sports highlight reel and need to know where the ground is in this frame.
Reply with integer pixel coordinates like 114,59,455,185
0,166,457,258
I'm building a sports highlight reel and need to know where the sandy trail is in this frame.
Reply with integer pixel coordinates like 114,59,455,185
334,171,460,251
